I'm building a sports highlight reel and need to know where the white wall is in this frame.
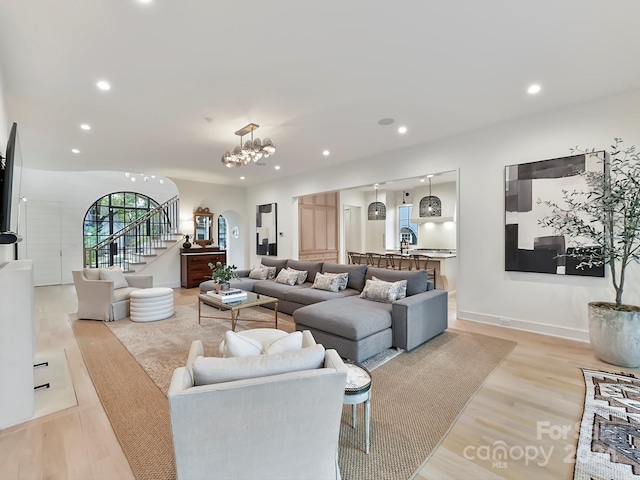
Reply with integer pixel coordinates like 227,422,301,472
15,171,248,288
412,181,457,250
170,178,247,269
339,189,367,263
245,89,640,341
20,169,179,286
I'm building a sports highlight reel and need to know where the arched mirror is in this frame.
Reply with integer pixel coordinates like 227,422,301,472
193,207,213,246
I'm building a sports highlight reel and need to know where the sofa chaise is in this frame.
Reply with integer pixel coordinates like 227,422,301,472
200,258,448,362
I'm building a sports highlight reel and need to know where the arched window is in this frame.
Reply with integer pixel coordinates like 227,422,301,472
419,196,441,217
367,202,386,220
218,215,228,249
83,192,160,267
399,205,418,245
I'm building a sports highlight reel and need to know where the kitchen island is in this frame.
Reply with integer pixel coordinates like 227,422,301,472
349,250,457,292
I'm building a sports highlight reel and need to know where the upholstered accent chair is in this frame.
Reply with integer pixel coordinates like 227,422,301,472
72,268,153,321
168,334,347,480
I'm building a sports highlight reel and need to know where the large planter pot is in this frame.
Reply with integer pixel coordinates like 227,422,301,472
588,302,640,368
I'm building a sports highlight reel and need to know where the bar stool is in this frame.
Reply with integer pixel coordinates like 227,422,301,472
366,252,384,267
412,255,436,284
348,252,365,265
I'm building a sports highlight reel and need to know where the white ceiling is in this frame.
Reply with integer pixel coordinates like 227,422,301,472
1,1,640,187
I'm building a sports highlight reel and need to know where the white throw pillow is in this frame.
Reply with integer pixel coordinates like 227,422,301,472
265,331,303,354
221,330,263,357
312,272,341,293
83,268,101,280
275,268,298,286
248,267,270,280
192,344,326,386
287,267,309,285
98,266,128,289
359,276,408,303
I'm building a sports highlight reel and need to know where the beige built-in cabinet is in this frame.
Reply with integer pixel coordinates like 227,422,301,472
298,192,339,263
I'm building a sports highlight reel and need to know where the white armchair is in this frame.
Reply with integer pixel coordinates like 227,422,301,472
72,268,153,321
168,332,347,480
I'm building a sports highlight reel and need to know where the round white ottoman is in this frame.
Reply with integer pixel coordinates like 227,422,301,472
130,287,174,322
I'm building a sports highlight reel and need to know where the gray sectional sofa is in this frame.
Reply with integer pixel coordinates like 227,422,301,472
200,257,448,362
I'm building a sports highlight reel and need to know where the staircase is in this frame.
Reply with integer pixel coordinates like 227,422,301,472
84,196,181,272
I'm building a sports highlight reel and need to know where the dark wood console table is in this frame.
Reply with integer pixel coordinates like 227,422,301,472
180,247,227,288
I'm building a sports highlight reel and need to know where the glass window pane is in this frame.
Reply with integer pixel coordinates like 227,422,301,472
124,192,136,207
111,192,124,207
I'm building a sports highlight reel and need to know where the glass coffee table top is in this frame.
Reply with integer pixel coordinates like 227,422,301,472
199,290,277,309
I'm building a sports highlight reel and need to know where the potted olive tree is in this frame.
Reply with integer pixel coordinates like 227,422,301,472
208,261,238,293
539,138,640,367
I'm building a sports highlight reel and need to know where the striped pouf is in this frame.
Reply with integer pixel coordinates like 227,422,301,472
130,287,175,322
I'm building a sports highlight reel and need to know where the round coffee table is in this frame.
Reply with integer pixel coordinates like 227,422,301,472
343,361,372,454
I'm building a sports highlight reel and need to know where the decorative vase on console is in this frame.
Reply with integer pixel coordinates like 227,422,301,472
183,235,192,249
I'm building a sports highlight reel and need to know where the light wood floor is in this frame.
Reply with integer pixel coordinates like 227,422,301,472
1,285,637,480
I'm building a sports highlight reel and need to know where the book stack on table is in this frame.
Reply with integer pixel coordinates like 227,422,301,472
207,288,248,303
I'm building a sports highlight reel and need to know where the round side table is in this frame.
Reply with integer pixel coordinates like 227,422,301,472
343,361,372,454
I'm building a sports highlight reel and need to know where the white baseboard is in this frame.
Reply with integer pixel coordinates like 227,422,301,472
458,310,590,342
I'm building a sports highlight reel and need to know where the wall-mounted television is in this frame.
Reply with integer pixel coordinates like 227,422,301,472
0,122,19,244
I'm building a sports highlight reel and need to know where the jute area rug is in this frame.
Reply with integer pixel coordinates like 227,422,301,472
73,303,516,480
574,369,640,480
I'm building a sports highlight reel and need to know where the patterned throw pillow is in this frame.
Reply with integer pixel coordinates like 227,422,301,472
275,268,298,286
359,277,408,303
287,267,309,285
248,267,270,280
311,272,341,293
261,265,277,279
320,272,349,290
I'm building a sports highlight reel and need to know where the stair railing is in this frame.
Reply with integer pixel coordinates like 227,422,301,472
84,195,180,270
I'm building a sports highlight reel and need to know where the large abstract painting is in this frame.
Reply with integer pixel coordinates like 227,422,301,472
256,203,277,256
504,153,605,276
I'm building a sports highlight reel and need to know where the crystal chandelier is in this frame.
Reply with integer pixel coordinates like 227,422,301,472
221,123,276,168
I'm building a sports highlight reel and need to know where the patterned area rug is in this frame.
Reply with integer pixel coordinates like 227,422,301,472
575,369,640,480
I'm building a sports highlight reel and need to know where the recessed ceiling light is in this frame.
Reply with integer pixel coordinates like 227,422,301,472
159,179,164,184
322,150,330,156
427,174,434,178
71,148,80,154
240,176,245,180
398,126,407,134
528,84,541,95
131,177,136,182
80,123,91,130
138,0,152,3
420,178,425,182
274,165,281,170
97,80,110,91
